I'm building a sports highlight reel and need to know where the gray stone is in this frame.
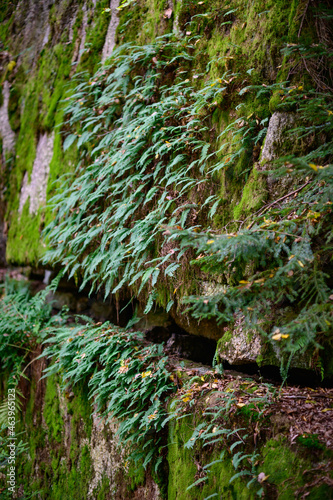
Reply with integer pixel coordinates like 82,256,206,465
101,0,120,63
136,305,172,331
19,131,54,215
90,301,113,321
47,291,77,311
78,4,88,61
218,313,315,371
218,316,263,365
0,81,16,155
260,112,295,164
76,296,89,313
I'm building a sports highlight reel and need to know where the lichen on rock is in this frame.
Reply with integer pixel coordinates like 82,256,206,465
101,0,120,63
19,131,54,215
260,112,295,164
0,81,16,154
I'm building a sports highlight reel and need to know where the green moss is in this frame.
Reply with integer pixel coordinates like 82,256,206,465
44,374,64,444
8,85,21,131
80,0,111,73
126,460,146,492
167,411,255,499
67,381,93,440
259,437,310,499
233,168,267,220
217,329,233,351
296,433,325,451
95,476,112,500
6,200,44,265
116,0,173,46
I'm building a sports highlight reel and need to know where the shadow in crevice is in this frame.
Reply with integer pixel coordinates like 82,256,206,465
145,325,217,366
222,361,333,388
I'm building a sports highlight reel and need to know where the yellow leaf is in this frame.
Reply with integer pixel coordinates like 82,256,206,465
272,333,289,341
239,280,250,284
141,371,152,378
297,260,304,268
183,397,190,403
321,408,332,412
309,163,318,171
307,211,321,219
207,240,215,244
237,402,246,408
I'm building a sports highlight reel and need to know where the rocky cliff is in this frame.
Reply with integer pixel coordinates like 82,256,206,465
0,0,332,498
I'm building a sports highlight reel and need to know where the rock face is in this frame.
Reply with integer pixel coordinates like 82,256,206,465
101,0,120,63
0,1,332,497
0,220,6,267
19,132,55,215
0,81,16,155
218,317,263,365
5,358,162,499
260,112,295,164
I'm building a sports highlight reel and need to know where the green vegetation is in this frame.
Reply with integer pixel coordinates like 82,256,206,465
1,0,333,497
43,320,175,468
0,277,63,382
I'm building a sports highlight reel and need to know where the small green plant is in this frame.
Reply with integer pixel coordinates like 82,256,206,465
171,78,333,379
296,433,325,450
0,276,64,384
43,321,176,469
43,35,243,309
164,374,275,497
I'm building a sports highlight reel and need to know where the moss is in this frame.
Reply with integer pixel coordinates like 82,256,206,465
126,460,146,492
80,0,111,74
95,476,112,500
116,0,173,46
67,381,93,440
233,168,267,221
296,433,325,451
259,437,310,499
6,200,44,265
8,85,21,131
44,374,64,444
217,329,233,351
167,410,256,499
